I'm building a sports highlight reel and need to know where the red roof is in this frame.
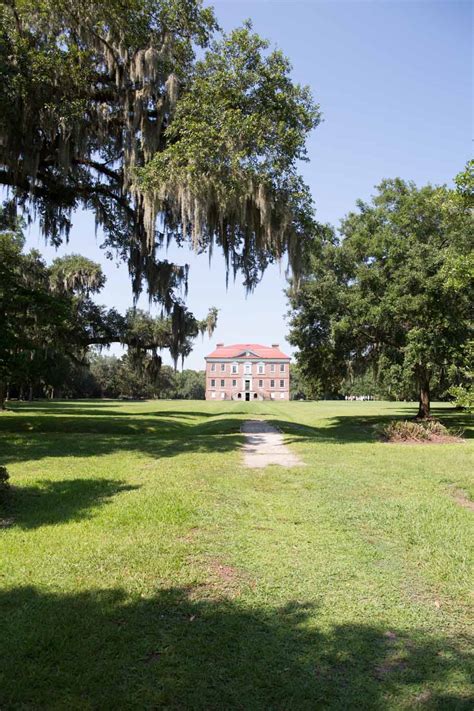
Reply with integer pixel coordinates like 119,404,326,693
206,343,290,360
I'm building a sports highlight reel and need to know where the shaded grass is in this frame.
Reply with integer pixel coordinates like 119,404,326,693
2,585,472,710
1,400,473,709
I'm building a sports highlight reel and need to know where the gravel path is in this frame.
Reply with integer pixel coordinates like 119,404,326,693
241,420,303,469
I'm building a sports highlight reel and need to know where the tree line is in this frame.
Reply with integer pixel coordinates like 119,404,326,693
0,216,216,408
13,352,206,401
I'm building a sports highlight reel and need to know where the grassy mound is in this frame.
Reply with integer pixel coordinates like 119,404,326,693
381,418,463,443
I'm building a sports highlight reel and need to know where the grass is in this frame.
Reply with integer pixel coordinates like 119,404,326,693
0,399,473,710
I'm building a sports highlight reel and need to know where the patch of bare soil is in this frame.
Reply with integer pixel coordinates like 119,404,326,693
374,657,408,679
177,526,201,543
374,631,410,680
187,558,255,601
451,489,474,511
208,560,239,583
413,690,433,705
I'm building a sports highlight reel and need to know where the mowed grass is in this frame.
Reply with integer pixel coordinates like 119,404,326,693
0,399,473,710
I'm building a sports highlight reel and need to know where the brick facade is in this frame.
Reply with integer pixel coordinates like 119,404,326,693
205,343,290,401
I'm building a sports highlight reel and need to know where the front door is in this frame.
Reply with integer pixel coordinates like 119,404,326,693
245,392,250,401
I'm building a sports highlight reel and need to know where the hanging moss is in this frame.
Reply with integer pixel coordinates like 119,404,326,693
0,2,319,322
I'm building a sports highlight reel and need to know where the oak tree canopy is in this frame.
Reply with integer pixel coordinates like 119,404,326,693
0,0,319,317
287,178,473,418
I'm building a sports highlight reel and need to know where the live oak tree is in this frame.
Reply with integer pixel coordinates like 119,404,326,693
0,228,217,408
447,160,474,411
287,179,473,418
0,0,319,318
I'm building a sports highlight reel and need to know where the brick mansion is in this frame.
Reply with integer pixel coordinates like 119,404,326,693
205,343,290,401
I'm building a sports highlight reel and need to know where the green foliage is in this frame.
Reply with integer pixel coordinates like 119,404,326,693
173,369,205,399
0,227,216,404
288,178,474,417
289,364,308,399
49,255,106,295
448,385,473,411
87,354,205,399
140,22,319,287
448,341,473,411
0,226,79,406
289,363,325,400
0,1,318,309
88,354,121,398
0,465,9,502
454,159,474,207
342,370,383,399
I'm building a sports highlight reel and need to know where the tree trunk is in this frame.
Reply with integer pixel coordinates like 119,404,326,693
417,375,431,419
0,382,6,411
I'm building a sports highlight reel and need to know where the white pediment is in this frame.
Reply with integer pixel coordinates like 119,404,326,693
235,349,259,358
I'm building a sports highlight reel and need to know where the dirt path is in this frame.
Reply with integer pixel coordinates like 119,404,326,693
241,420,303,469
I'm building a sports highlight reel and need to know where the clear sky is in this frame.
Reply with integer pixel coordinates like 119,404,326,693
23,0,472,369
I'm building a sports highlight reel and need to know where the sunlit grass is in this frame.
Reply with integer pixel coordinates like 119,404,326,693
1,400,472,709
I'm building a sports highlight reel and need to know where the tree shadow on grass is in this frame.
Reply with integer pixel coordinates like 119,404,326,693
0,410,247,465
6,401,252,419
0,585,472,709
0,404,471,468
269,408,473,445
1,478,139,529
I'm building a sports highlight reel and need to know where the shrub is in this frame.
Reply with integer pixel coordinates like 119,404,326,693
380,419,462,443
0,465,10,500
449,385,473,412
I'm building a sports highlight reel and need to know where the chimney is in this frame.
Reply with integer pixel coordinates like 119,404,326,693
216,343,224,348
271,343,279,348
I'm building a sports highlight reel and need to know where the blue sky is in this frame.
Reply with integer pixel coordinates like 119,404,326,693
23,0,472,368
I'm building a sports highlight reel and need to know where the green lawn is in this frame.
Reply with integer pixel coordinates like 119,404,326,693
1,400,473,710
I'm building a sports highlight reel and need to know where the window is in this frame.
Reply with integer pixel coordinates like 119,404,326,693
280,379,284,388
221,363,225,372
211,379,215,387
220,379,225,387
280,363,285,373
244,362,251,374
211,392,216,399
270,392,275,399
258,362,264,374
259,379,263,388
270,364,275,372
270,379,275,388
231,362,238,374
211,363,216,372
232,379,237,387
221,392,225,399
280,392,285,399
